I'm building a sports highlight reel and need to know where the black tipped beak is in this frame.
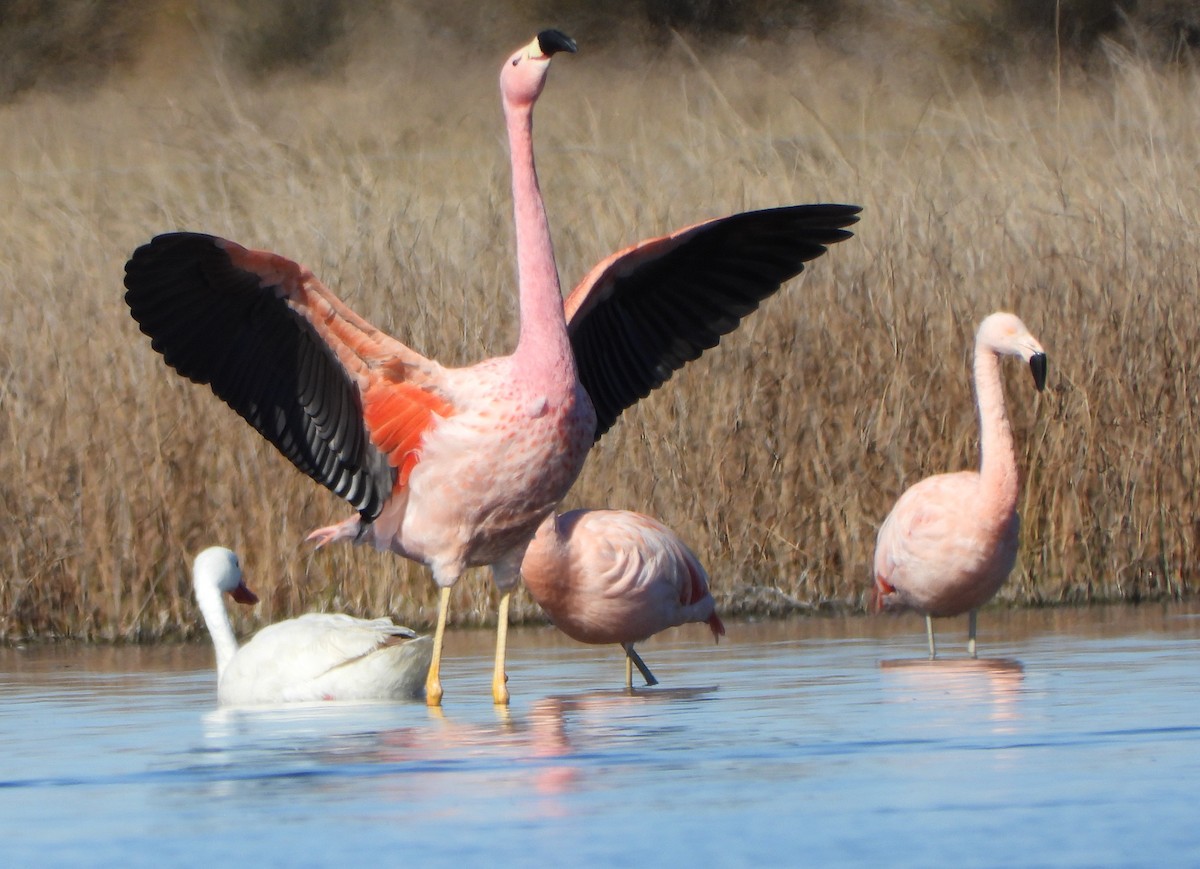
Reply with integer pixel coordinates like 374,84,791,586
537,29,577,56
1029,352,1048,392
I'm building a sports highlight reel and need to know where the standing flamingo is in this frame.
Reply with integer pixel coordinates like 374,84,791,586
521,509,725,689
193,546,432,705
872,312,1047,659
124,30,858,706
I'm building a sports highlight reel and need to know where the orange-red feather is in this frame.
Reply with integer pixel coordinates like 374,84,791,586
363,380,455,489
225,238,456,494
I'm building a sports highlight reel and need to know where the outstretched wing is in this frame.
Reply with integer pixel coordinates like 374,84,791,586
565,204,860,440
123,232,448,520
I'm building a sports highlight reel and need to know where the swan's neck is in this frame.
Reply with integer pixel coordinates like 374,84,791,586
505,99,575,387
195,580,239,680
974,339,1019,514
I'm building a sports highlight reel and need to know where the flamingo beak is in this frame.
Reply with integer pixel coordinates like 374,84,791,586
230,582,259,606
537,29,577,56
872,578,895,613
1029,352,1048,392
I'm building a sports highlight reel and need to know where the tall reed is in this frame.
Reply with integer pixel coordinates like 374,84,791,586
1,14,1198,641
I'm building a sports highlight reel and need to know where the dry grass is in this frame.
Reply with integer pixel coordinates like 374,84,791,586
2,6,1200,641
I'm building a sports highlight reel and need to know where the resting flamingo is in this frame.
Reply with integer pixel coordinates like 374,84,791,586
193,546,432,705
521,509,725,689
124,30,859,706
872,312,1047,659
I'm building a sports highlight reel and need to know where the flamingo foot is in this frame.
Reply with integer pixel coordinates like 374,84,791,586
426,676,444,707
492,672,510,706
306,516,363,550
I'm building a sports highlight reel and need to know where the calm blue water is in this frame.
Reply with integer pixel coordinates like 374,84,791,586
3,606,1200,867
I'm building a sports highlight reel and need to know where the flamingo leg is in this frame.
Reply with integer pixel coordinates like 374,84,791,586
925,614,937,660
967,610,978,658
425,586,452,707
622,642,658,687
492,591,511,706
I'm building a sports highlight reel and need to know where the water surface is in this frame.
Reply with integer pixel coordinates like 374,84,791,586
3,606,1199,867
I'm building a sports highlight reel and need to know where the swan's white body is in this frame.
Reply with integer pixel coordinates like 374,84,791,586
192,546,432,705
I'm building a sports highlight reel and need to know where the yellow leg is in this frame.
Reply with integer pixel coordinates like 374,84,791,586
925,614,937,660
967,610,978,659
492,590,511,706
425,586,451,707
625,653,633,691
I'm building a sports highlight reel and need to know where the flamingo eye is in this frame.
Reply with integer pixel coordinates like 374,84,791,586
511,57,520,66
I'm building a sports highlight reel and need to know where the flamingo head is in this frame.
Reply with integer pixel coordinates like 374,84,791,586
977,311,1048,392
500,29,577,108
193,546,259,606
707,611,726,642
870,578,889,613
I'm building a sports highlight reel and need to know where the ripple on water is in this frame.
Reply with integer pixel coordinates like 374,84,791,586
2,607,1200,866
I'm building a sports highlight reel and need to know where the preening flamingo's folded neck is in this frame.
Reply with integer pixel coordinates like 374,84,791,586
974,341,1019,516
505,100,575,386
521,514,572,613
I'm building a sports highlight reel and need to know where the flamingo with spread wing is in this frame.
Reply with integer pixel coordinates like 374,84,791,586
124,30,859,706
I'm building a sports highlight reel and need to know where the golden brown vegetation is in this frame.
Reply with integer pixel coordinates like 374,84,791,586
2,3,1200,640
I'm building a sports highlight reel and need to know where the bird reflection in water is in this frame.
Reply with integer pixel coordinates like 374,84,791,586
202,687,715,814
878,657,1025,731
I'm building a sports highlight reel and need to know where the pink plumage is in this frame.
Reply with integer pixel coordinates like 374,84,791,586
125,31,857,706
523,509,724,688
873,312,1048,658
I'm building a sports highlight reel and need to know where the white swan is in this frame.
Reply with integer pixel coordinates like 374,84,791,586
193,546,433,705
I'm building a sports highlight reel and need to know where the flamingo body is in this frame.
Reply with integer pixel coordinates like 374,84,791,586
522,509,724,686
872,312,1047,657
192,547,432,705
874,471,1019,618
125,30,859,704
312,355,595,588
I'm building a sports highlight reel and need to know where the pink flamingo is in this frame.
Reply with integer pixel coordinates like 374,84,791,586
521,509,725,689
124,30,858,706
872,312,1047,659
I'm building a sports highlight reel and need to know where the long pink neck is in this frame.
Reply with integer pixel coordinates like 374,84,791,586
505,99,575,384
974,338,1019,514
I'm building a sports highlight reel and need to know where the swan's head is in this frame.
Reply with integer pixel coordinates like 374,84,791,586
500,29,576,109
193,546,259,605
977,311,1048,391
